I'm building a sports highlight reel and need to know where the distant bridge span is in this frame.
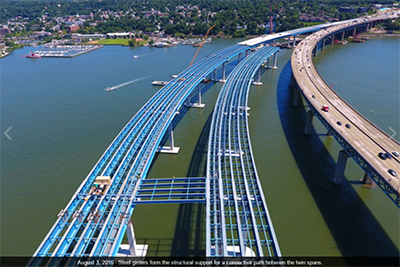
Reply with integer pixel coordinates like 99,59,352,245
290,18,400,207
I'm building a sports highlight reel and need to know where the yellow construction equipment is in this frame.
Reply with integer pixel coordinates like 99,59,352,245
189,25,215,67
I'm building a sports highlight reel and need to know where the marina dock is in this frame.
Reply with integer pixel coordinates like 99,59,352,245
27,45,103,58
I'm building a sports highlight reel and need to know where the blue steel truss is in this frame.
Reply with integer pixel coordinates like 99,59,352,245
133,177,206,204
206,46,281,257
31,44,250,262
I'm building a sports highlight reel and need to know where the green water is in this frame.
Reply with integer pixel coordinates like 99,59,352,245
1,37,399,257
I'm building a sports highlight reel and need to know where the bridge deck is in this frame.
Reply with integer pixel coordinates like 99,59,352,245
33,44,249,259
291,22,400,206
206,46,281,257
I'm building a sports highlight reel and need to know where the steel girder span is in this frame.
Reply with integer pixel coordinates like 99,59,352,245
31,44,249,261
206,46,281,257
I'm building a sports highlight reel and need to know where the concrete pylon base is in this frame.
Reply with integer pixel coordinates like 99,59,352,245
219,79,226,83
117,244,148,257
185,103,206,108
252,82,263,86
157,146,180,154
270,66,278,70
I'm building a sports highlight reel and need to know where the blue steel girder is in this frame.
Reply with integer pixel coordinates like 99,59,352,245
133,177,206,204
31,44,250,260
88,44,251,256
206,46,281,258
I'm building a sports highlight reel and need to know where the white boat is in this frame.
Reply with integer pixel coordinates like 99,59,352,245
152,81,168,86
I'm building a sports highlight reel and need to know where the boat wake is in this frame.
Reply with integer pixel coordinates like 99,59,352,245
133,52,161,58
105,75,154,91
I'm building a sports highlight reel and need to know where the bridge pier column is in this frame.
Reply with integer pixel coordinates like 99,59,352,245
253,68,263,86
158,124,180,154
331,36,334,45
353,28,357,36
292,87,300,106
185,86,205,108
341,31,345,41
292,35,296,48
220,62,226,83
304,110,314,135
271,52,278,69
362,173,374,185
321,39,325,50
313,46,318,57
214,68,217,82
333,150,349,184
117,220,148,256
289,73,296,88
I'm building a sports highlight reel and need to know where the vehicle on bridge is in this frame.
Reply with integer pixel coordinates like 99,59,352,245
378,152,387,160
88,176,111,197
322,105,330,112
388,169,397,177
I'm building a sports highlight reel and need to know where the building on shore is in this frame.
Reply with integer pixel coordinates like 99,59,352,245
0,26,12,36
67,25,80,33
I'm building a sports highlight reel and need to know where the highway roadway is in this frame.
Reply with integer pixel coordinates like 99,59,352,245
291,22,400,206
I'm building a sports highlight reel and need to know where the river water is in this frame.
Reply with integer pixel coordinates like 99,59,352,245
1,37,399,257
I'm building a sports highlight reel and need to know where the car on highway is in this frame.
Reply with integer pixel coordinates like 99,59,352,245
345,123,351,129
322,105,329,112
378,152,387,160
392,151,399,157
388,169,397,177
337,121,342,126
385,152,393,159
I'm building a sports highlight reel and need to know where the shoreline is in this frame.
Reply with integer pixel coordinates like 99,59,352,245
0,52,11,59
359,33,400,37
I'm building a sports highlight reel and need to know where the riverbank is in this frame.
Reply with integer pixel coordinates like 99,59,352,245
359,33,400,37
0,52,10,59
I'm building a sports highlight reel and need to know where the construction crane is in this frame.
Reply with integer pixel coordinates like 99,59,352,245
189,24,215,67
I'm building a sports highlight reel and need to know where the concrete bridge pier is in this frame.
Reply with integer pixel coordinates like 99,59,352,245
214,68,217,82
362,173,374,185
353,28,357,36
118,220,148,256
194,86,205,108
292,35,297,48
158,124,180,154
253,67,263,86
271,52,278,69
340,31,345,41
292,87,300,106
312,46,318,57
304,110,314,135
220,62,226,83
331,36,334,45
333,150,349,184
321,39,326,50
289,73,296,88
